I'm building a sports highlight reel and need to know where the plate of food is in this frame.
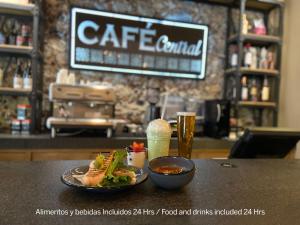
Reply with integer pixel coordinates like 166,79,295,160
61,150,148,193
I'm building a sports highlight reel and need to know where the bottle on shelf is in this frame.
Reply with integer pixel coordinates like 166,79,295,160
241,76,249,101
250,78,258,102
28,36,33,46
253,109,261,127
23,62,32,90
259,47,268,69
0,66,3,87
250,47,257,69
230,46,238,68
21,23,31,46
242,14,249,34
0,31,5,44
9,25,17,45
267,50,275,70
244,43,252,68
261,77,270,102
21,24,30,38
16,29,24,46
13,61,23,89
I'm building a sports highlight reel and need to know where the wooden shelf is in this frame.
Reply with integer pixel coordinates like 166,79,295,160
0,44,33,55
245,0,284,11
238,101,276,108
0,87,31,96
225,67,279,76
196,0,284,11
0,2,35,16
228,33,281,45
222,0,284,129
0,1,42,134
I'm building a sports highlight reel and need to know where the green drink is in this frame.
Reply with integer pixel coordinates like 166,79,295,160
146,119,172,161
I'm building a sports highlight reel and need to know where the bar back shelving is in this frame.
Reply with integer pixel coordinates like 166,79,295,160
192,0,284,132
0,0,43,134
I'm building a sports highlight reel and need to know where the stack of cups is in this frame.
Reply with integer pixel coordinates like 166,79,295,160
146,119,172,161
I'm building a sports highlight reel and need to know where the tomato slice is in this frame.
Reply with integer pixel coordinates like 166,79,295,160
130,142,145,152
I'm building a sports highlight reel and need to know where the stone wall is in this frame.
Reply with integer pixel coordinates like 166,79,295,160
0,0,280,132
42,0,227,123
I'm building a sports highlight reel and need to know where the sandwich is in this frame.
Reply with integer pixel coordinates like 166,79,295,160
74,150,136,187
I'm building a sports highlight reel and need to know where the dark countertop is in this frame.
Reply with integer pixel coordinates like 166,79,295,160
1,159,300,225
0,133,234,150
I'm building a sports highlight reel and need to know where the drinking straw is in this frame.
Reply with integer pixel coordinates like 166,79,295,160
160,93,169,120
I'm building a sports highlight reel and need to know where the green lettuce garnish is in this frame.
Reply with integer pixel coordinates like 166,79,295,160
100,150,129,187
106,150,127,177
94,154,105,169
100,175,131,187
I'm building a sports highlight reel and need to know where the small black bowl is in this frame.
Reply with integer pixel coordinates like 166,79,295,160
148,156,195,190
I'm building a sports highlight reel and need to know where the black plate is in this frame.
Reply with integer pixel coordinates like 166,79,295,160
61,166,148,193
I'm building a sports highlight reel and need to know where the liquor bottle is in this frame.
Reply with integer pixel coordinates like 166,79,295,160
16,29,24,46
259,47,268,69
244,44,252,67
261,77,270,101
250,79,258,102
241,76,249,101
21,24,30,38
242,14,249,34
9,24,17,45
23,62,32,90
250,47,257,69
0,67,3,87
13,61,23,89
230,46,238,67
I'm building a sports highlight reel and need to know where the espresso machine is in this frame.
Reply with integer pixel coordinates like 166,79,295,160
46,83,119,138
157,94,205,136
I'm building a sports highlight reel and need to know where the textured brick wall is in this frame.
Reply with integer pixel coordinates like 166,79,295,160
42,0,227,123
1,0,229,129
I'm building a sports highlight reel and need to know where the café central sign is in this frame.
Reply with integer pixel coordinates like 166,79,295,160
70,7,208,79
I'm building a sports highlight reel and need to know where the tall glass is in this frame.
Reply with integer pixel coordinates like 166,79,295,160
177,112,196,159
147,119,172,161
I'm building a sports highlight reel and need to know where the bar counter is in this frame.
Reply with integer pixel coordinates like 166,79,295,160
0,133,233,149
0,134,233,160
1,159,300,225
